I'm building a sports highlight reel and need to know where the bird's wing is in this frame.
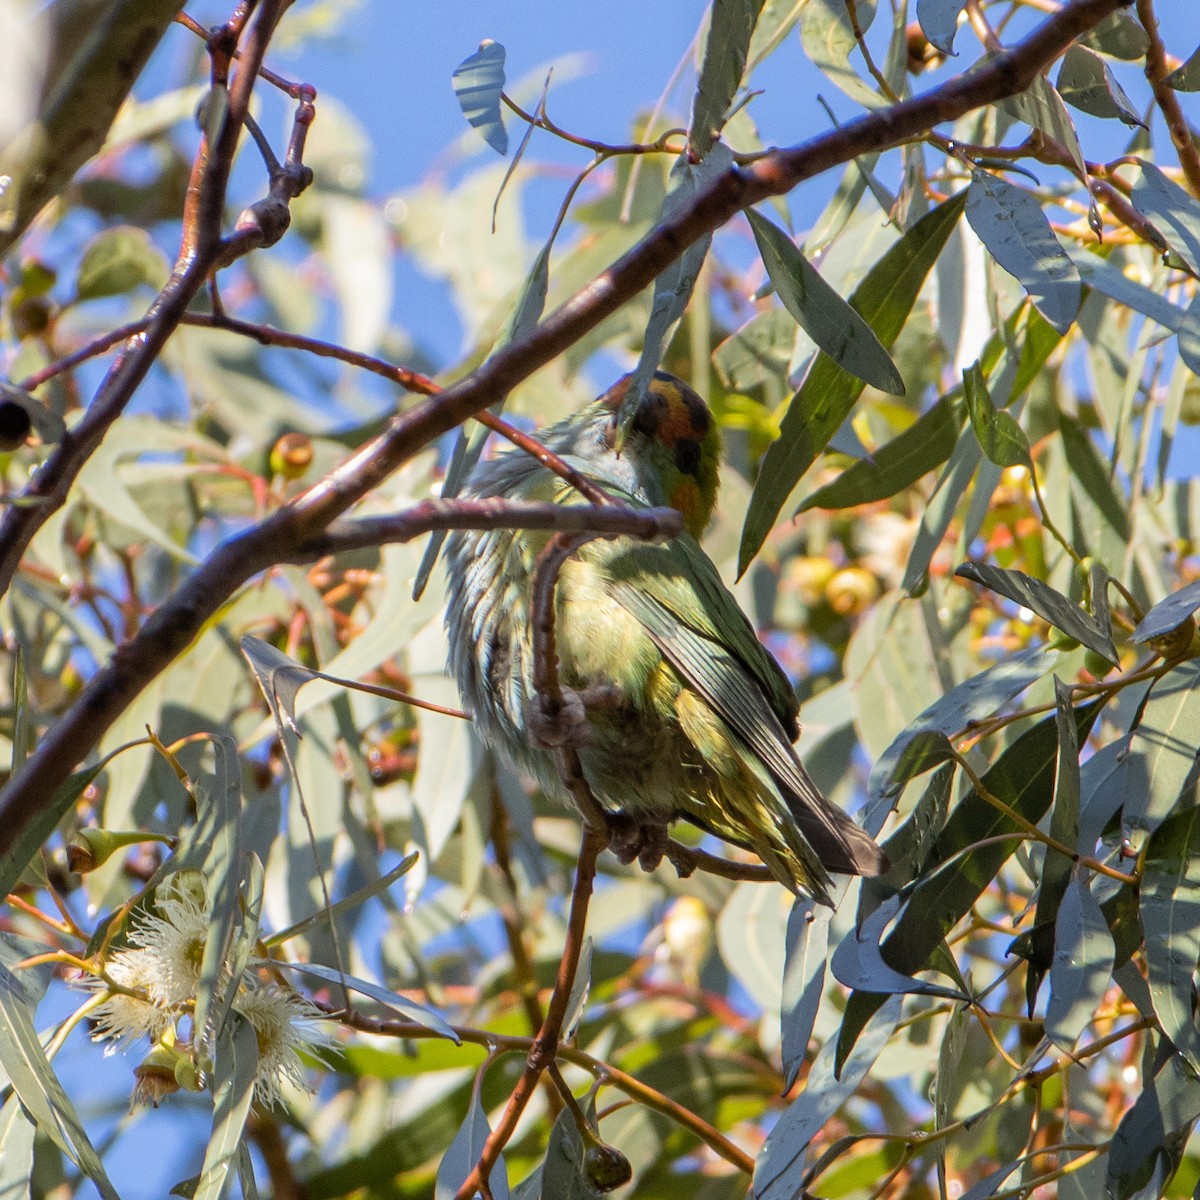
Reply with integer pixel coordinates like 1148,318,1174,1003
610,548,885,877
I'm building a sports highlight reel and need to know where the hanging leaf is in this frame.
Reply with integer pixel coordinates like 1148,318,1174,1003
800,0,883,110
1131,163,1200,275
797,392,964,511
962,360,1031,468
435,1087,512,1199
753,995,902,1199
452,41,509,155
1081,10,1149,60
739,190,966,574
1056,45,1145,126
965,171,1081,335
689,0,767,157
1122,661,1200,851
838,704,1100,1068
917,0,968,55
1045,877,1116,1050
780,900,829,1090
1166,43,1200,91
954,562,1119,664
746,207,903,394
617,144,734,433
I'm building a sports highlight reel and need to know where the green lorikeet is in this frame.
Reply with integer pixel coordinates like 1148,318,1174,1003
445,372,885,904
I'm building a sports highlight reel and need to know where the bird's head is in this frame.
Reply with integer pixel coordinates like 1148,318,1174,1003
590,372,722,539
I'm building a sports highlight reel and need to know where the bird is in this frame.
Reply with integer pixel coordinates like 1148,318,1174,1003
443,371,886,904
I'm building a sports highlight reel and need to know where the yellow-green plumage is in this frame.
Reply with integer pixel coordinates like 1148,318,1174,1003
444,372,885,903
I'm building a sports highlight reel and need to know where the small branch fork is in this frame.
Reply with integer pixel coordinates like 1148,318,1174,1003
0,0,1133,866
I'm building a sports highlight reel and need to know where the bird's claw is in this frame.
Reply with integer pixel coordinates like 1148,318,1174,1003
527,686,590,749
607,815,669,872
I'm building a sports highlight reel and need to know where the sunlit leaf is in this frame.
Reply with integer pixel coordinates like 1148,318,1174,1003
965,171,1081,334
1132,163,1200,275
747,207,903,394
689,0,767,157
1057,45,1144,126
954,562,1119,664
740,191,966,573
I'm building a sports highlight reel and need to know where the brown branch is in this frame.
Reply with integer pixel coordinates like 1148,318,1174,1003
288,501,682,561
322,1003,755,1175
0,0,307,598
0,0,1131,865
455,824,607,1200
1136,0,1200,196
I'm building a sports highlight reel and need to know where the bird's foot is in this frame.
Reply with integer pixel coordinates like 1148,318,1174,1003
606,814,670,872
527,686,590,750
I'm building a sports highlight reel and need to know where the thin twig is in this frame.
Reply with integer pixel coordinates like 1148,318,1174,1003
454,824,607,1199
1136,0,1200,195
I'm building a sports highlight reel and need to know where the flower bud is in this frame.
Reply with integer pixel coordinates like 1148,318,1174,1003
583,1143,633,1192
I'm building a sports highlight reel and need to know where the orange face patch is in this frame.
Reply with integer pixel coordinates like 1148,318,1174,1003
600,371,713,460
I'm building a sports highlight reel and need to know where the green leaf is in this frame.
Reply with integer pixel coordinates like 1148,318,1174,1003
452,41,508,155
917,0,968,55
1081,10,1149,60
839,704,1100,1067
435,1088,511,1199
1132,580,1200,644
954,562,1119,664
1107,1048,1200,1200
962,360,1031,468
1056,45,1145,126
1166,43,1200,91
739,190,966,574
711,307,795,390
1057,412,1131,554
780,900,829,1090
0,0,184,257
831,894,967,999
269,960,460,1043
0,1093,35,1200
965,171,1081,334
1045,878,1115,1050
0,964,121,1200
747,208,903,394
1141,800,1200,1075
618,144,734,434
1034,677,1083,950
800,0,883,110
192,1016,258,1200
797,392,963,511
264,852,419,947
1132,163,1200,275
754,995,902,1198
1068,245,1185,333
538,1102,608,1200
1123,662,1200,851
1178,293,1200,378
689,0,767,157
75,225,169,299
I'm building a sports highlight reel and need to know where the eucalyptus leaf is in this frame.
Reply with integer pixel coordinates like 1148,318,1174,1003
740,191,966,573
452,41,508,155
1045,877,1115,1050
689,0,767,157
1057,45,1144,126
1132,163,1200,276
435,1088,511,1200
954,562,1119,664
747,207,903,394
965,171,1081,335
916,0,968,55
